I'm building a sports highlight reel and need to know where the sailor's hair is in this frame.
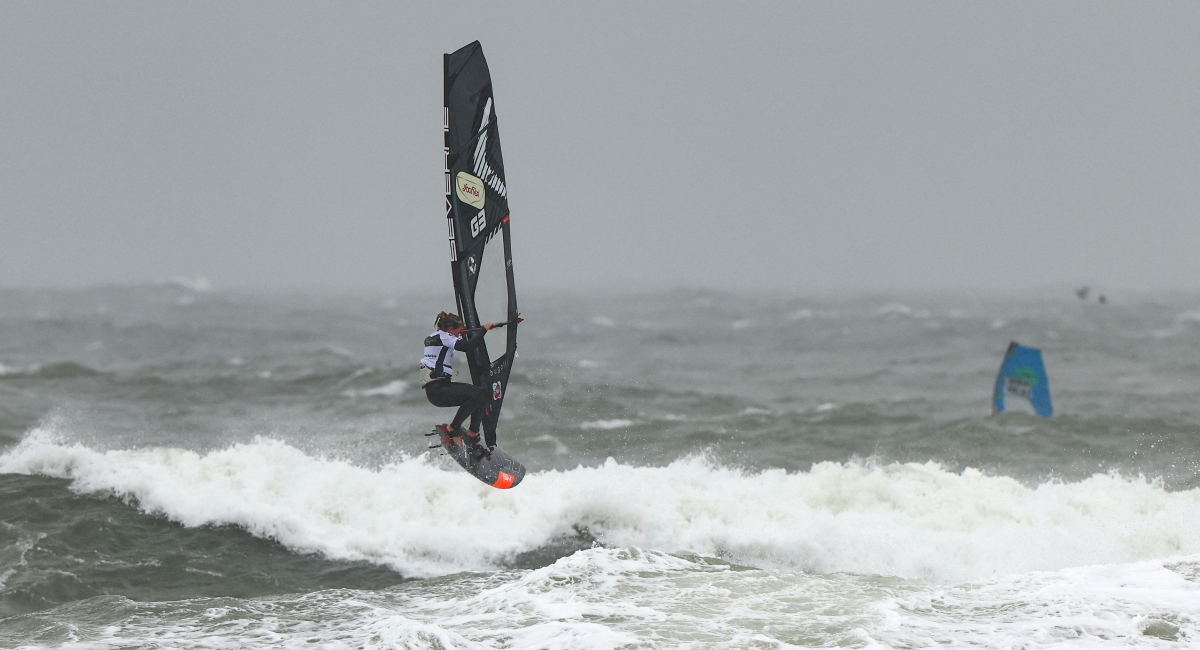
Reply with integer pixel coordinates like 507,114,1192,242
434,311,464,331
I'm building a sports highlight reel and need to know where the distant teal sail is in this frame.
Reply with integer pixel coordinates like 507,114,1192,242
992,341,1052,418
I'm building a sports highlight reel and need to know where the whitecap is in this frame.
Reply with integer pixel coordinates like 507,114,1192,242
7,432,1200,585
876,304,931,319
165,276,213,292
876,303,913,316
345,380,407,398
579,419,634,430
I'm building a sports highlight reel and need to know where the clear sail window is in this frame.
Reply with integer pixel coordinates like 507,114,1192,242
472,230,509,362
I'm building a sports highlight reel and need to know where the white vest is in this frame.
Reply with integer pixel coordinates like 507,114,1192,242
420,330,459,378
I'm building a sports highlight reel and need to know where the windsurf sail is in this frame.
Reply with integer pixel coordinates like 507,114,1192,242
443,41,518,448
992,341,1052,417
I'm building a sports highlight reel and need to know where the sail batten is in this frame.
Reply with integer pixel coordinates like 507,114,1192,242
443,41,518,448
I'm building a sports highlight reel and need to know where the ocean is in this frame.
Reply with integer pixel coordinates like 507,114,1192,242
2,284,1200,648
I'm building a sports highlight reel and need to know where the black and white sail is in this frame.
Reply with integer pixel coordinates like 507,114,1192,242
443,41,518,448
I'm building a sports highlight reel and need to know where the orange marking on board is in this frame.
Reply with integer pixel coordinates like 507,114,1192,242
493,471,514,489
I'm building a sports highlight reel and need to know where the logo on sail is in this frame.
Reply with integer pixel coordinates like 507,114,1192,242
470,209,487,237
1005,365,1038,398
1013,366,1039,387
456,172,486,209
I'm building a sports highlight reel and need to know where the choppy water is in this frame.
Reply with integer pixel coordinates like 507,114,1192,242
3,284,1200,648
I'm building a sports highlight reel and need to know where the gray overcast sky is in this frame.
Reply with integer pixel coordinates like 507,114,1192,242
2,2,1197,294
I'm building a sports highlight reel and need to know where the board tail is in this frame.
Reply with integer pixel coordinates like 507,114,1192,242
992,341,1053,417
431,424,525,489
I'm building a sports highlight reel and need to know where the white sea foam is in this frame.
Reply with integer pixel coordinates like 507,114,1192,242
876,303,931,318
873,556,1200,647
343,380,408,398
5,429,1200,585
322,345,354,358
165,276,213,293
25,547,1200,649
0,362,40,376
579,419,634,430
878,303,913,316
1152,310,1200,339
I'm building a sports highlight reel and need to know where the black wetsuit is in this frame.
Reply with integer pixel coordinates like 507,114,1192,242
423,330,487,433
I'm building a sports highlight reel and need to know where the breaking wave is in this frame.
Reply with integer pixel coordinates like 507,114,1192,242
3,427,1200,584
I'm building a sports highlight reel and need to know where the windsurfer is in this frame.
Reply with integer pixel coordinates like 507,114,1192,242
420,311,495,457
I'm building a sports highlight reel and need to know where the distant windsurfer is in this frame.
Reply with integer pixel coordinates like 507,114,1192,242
420,311,495,458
